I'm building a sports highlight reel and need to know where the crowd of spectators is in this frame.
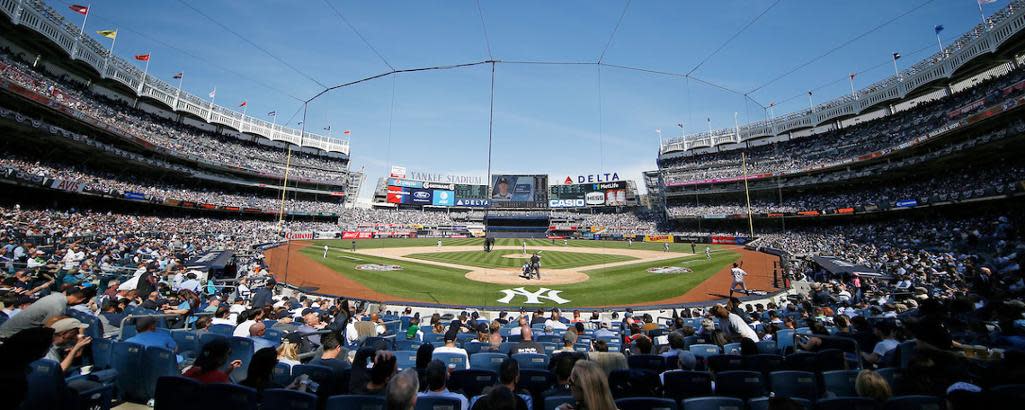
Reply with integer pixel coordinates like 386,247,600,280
339,209,459,228
0,156,345,215
665,164,1025,217
0,50,350,183
660,62,1025,185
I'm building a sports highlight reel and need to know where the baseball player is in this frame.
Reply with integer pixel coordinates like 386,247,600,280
705,246,712,260
322,245,329,259
730,262,748,292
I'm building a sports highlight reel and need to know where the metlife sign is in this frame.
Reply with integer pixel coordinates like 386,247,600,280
455,198,490,207
549,199,585,208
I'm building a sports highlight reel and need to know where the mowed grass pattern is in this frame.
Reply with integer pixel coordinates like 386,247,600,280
302,239,738,307
405,249,636,269
333,237,714,253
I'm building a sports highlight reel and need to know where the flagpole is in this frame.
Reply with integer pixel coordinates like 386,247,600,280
807,92,814,111
173,73,184,111
892,55,901,80
207,87,216,121
103,28,118,76
138,54,150,95
849,74,857,99
742,152,754,237
936,33,945,56
656,129,663,148
79,6,89,36
733,112,740,143
979,1,989,30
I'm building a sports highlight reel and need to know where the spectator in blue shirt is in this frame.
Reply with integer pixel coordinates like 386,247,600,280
125,317,179,362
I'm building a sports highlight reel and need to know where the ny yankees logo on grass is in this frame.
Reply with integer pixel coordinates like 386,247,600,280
497,287,570,304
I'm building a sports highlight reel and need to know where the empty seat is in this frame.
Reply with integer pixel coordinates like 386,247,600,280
516,369,555,397
227,337,256,382
755,340,777,354
883,395,942,410
415,396,463,410
395,339,423,352
200,383,258,410
741,354,784,376
822,370,860,397
661,370,712,401
680,396,744,410
395,350,418,370
292,364,338,397
627,354,667,373
22,359,114,410
91,337,115,370
616,397,677,410
705,354,744,373
688,344,720,358
325,394,385,410
143,347,180,400
722,343,742,355
272,362,293,387
449,369,498,399
470,352,507,373
209,324,235,336
112,342,147,402
776,329,796,353
262,389,318,410
749,397,812,410
769,371,819,401
512,353,549,370
714,370,765,399
609,369,661,398
171,330,199,357
817,349,847,372
784,352,819,372
154,376,201,410
433,352,468,369
814,397,878,410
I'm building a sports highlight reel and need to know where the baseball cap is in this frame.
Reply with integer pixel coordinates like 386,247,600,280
562,332,578,345
444,326,460,342
49,317,89,333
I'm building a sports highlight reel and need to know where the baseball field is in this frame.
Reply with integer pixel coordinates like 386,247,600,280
264,238,778,308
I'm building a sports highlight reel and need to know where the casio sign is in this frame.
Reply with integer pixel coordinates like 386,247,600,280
549,199,585,208
413,191,431,199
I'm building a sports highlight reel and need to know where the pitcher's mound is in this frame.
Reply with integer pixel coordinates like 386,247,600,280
464,268,589,285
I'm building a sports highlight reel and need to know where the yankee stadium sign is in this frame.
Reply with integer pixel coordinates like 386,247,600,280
564,172,620,184
407,171,483,185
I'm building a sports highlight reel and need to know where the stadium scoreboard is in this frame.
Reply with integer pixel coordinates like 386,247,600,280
549,181,632,208
490,174,549,208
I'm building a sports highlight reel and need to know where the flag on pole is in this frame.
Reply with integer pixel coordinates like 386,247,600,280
655,128,661,133
267,111,277,116
323,125,331,131
239,101,247,107
96,29,117,40
676,123,683,128
934,24,944,34
69,4,89,15
134,54,150,62
208,88,216,99
343,130,351,135
173,72,183,79
807,90,813,96
892,52,901,60
849,72,856,80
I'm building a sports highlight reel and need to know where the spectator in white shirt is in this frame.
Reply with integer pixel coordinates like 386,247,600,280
419,360,469,410
432,325,470,369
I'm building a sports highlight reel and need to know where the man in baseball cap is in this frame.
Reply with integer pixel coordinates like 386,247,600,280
46,317,91,372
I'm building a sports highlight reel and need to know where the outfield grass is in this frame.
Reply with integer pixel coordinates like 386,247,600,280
300,239,739,307
404,249,637,269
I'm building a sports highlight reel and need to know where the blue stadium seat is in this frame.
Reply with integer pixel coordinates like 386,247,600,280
516,369,555,397
433,352,468,369
991,384,1025,401
609,369,661,399
661,370,712,401
776,329,796,354
415,396,463,410
200,383,258,410
470,352,507,373
680,396,744,410
756,340,777,354
544,396,574,410
209,323,235,336
395,350,419,370
688,344,720,358
769,370,819,401
199,332,228,350
749,397,812,410
272,362,293,386
92,337,115,370
395,339,423,352
512,353,549,370
784,352,819,372
264,328,284,343
616,397,677,410
22,359,114,410
499,341,518,354
817,349,848,372
883,395,942,410
705,354,744,373
896,342,916,369
292,364,338,397
814,397,878,410
449,369,498,399
722,342,742,355
143,347,180,400
262,389,318,410
171,330,199,357
822,370,860,397
227,337,256,382
326,395,386,410
627,354,667,373
154,376,200,410
112,342,147,402
714,370,766,399
537,335,561,344
540,342,558,356
423,332,443,343
874,367,897,388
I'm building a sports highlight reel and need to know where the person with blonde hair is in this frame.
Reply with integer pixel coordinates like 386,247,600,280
855,369,892,402
278,334,306,367
558,360,617,410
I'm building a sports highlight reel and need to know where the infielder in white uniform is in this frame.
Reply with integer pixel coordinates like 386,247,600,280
322,245,329,259
730,262,748,292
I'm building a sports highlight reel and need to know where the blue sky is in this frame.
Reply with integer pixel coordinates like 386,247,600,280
45,0,1000,200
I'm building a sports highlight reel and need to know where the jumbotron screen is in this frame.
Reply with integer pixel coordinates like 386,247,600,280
550,181,630,208
490,174,548,208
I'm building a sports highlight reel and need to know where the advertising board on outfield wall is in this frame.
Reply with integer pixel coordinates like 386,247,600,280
644,234,674,243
